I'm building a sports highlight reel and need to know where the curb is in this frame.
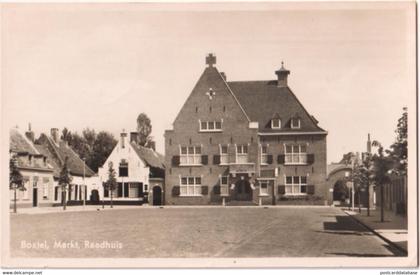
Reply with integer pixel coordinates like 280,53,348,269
343,210,408,256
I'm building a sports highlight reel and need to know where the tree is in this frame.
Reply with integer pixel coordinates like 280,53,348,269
371,140,393,222
136,113,153,146
352,159,370,213
9,154,24,213
387,107,407,175
91,131,118,172
61,128,73,145
339,152,355,165
103,162,117,208
64,128,117,173
58,157,73,210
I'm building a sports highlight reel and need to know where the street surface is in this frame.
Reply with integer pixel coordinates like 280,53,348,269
10,206,402,257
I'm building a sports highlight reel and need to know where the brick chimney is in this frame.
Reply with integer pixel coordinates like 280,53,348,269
367,133,372,154
275,61,290,88
130,132,139,144
50,128,59,144
120,130,127,149
25,123,35,143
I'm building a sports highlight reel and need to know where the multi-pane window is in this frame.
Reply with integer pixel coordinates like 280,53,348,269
236,145,248,163
271,119,281,129
129,182,139,198
180,177,202,196
261,145,268,164
199,120,223,132
220,145,229,164
285,176,307,195
291,118,301,129
259,181,269,195
180,146,202,165
220,176,229,195
42,178,49,199
285,144,307,164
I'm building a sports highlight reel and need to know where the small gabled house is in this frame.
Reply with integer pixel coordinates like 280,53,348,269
9,127,55,207
36,128,97,205
97,131,165,205
165,54,328,205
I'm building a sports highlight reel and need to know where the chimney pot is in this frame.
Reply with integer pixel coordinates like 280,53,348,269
130,132,139,144
25,123,35,142
51,128,59,144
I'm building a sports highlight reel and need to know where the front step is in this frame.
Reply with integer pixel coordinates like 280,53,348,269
227,200,258,206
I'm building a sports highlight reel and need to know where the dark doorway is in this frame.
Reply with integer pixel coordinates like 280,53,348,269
333,180,349,203
152,186,162,206
32,188,38,207
234,179,252,201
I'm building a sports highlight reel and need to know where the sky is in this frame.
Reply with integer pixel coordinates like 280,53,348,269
2,2,415,163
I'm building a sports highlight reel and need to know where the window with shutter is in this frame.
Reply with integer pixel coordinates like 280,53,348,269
213,155,221,165
172,156,180,166
277,154,285,164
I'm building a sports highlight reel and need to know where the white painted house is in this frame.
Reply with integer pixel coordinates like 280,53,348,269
97,131,165,205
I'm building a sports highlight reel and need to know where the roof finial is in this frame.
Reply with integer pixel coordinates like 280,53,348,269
281,61,284,69
206,53,216,67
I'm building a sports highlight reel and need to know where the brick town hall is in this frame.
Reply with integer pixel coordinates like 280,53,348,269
164,54,328,205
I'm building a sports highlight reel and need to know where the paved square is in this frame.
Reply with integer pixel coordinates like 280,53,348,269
10,207,403,257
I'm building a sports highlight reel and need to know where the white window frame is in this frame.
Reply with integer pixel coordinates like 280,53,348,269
261,144,268,165
180,145,202,166
284,144,308,164
291,118,301,129
259,180,269,196
42,179,48,199
199,119,223,132
220,175,229,196
219,144,229,165
271,118,281,129
285,176,307,195
236,144,248,164
180,176,202,196
129,182,139,198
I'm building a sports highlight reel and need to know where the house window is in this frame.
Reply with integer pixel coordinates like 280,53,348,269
180,146,202,165
236,145,248,163
271,119,281,129
285,176,307,195
129,182,139,198
285,144,307,164
261,145,268,164
180,176,202,196
220,175,229,195
199,120,223,132
259,181,269,196
119,160,129,177
220,145,229,164
291,118,301,129
42,178,49,199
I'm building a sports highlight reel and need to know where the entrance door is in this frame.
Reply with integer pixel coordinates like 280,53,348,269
152,186,162,205
235,180,252,201
33,188,38,207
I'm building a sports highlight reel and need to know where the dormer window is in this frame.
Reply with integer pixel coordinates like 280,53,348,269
271,118,281,129
291,118,301,129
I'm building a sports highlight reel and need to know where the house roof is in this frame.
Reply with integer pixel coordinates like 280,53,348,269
9,128,39,155
36,135,95,177
130,142,165,170
227,80,326,133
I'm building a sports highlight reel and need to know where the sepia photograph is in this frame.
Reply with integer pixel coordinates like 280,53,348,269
1,1,417,270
